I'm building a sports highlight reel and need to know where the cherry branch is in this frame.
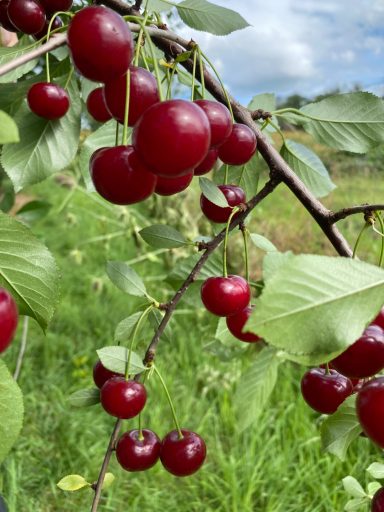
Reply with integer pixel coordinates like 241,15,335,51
330,204,384,224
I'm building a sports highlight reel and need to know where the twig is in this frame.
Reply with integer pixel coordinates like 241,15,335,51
13,317,29,381
330,204,384,224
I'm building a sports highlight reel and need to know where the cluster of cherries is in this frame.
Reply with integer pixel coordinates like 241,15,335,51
0,287,18,354
93,360,206,477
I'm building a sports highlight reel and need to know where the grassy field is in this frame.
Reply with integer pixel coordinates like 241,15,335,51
1,133,384,512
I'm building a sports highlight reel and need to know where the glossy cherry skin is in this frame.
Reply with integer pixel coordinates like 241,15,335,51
226,306,260,343
133,99,211,178
301,368,353,414
160,429,206,477
201,275,251,318
0,1,18,31
104,66,159,126
194,99,232,148
116,429,161,472
8,0,46,34
356,377,384,448
372,487,384,512
0,288,18,353
39,0,72,16
331,325,384,379
372,307,384,330
33,16,63,40
67,6,133,82
155,172,193,196
201,184,245,224
90,145,157,205
93,360,122,389
86,87,112,123
218,124,257,165
194,148,218,176
27,82,69,120
100,377,147,419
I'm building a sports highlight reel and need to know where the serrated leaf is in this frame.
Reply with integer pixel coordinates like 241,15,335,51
57,474,90,491
0,360,24,464
97,346,146,374
114,312,145,343
248,254,384,363
199,177,229,207
0,36,38,83
280,140,335,198
0,111,19,144
68,388,100,408
0,212,59,330
249,233,277,253
234,347,280,432
344,497,369,512
213,154,259,201
139,224,188,249
1,78,81,192
102,473,115,490
106,261,148,298
343,477,367,499
367,463,384,480
177,0,250,35
321,395,362,461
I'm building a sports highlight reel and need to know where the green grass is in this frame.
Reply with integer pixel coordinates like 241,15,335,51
1,136,384,512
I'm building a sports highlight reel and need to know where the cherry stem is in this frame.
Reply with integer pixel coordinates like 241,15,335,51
122,69,131,146
133,3,150,66
125,304,153,380
325,362,331,375
137,370,149,440
224,164,229,185
153,365,183,439
64,67,74,90
141,24,164,101
13,316,29,381
352,222,369,259
375,211,384,267
241,225,250,282
197,47,205,97
267,118,286,143
191,48,197,101
200,51,234,121
223,207,240,278
166,63,177,100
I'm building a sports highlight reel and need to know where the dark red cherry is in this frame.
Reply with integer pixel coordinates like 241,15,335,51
33,15,62,40
0,288,18,353
160,429,206,477
39,0,72,16
93,360,122,389
372,487,384,512
331,325,384,379
155,172,193,196
27,82,69,120
218,124,257,165
0,1,18,31
226,306,260,343
104,66,159,126
100,377,147,419
194,148,218,176
301,368,353,414
86,87,112,123
200,184,245,224
8,0,46,34
201,275,251,317
194,99,232,148
133,99,211,178
90,145,157,205
356,377,384,448
116,429,161,472
67,6,133,82
372,307,384,330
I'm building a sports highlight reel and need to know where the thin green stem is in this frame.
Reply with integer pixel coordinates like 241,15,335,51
375,211,384,267
201,51,233,121
122,69,131,146
242,226,250,282
197,46,205,97
191,48,197,101
142,24,164,101
325,363,330,375
137,371,149,440
133,3,150,66
224,164,229,185
272,107,309,118
223,207,240,277
64,67,74,90
268,119,285,143
352,223,369,259
153,365,183,439
125,305,153,380
166,64,177,100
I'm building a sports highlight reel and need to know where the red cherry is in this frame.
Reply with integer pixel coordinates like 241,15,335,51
331,325,384,379
93,360,122,389
194,99,232,148
0,1,18,31
67,6,133,82
27,82,69,120
200,184,245,224
201,275,251,317
194,148,218,176
356,377,384,448
39,0,72,16
104,66,160,126
100,377,147,419
116,429,161,472
8,0,46,34
372,307,384,329
226,306,260,343
155,172,193,196
372,487,384,512
160,429,206,477
33,15,63,40
301,368,353,414
86,87,112,123
218,124,257,165
90,145,157,205
133,99,211,178
0,288,18,353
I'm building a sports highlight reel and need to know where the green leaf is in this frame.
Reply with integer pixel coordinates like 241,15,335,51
248,93,276,113
299,92,384,153
321,395,362,461
343,476,367,499
0,360,24,464
248,254,384,363
16,200,51,225
0,212,59,330
139,224,188,249
148,308,172,343
199,177,229,207
234,347,280,432
167,250,222,286
57,474,91,491
0,36,38,83
96,346,146,374
102,473,115,490
0,176,15,212
114,312,144,343
344,498,369,512
147,0,173,10
68,388,100,408
106,261,148,298
249,233,278,253
280,140,336,198
1,78,81,192
0,110,19,144
176,0,250,35
213,154,259,201
368,482,382,497
367,463,384,480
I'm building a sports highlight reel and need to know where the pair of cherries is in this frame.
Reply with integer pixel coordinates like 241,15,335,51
93,361,206,477
0,288,19,353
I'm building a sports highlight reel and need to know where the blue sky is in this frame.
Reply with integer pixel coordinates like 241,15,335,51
179,0,384,104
